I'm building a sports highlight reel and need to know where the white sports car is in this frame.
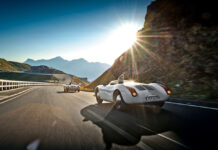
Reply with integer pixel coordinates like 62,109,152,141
64,84,80,92
95,79,171,109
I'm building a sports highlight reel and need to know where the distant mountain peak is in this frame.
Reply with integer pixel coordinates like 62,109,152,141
26,58,34,61
72,58,87,62
52,56,64,60
24,56,111,81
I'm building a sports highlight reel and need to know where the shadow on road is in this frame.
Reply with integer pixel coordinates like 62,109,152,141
80,103,177,150
81,103,218,150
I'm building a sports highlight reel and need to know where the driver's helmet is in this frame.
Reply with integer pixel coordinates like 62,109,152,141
118,74,124,84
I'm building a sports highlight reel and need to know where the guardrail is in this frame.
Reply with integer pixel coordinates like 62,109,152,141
0,79,54,91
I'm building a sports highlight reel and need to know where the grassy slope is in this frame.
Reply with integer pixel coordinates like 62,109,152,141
86,69,115,89
0,58,31,71
0,72,56,82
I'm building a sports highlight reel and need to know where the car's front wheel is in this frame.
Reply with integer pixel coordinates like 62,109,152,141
95,88,103,104
113,91,125,110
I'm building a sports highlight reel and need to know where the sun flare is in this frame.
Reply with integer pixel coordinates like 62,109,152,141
107,23,139,50
99,23,140,63
80,23,140,65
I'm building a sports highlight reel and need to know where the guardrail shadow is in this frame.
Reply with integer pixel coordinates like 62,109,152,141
80,103,178,150
56,91,66,94
56,91,78,94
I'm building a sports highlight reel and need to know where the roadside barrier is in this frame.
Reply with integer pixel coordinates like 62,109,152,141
0,79,54,91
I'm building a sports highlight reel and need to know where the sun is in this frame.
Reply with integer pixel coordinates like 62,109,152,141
85,23,140,65
107,23,139,51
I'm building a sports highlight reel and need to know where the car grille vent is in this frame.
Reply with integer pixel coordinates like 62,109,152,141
135,85,146,90
143,85,154,90
135,85,154,90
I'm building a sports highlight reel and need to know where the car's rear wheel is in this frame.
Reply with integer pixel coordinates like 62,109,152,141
113,91,125,110
150,102,165,113
95,88,103,104
156,101,165,107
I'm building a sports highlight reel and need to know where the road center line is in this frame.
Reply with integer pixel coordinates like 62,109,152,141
87,110,153,150
137,124,190,150
166,101,218,111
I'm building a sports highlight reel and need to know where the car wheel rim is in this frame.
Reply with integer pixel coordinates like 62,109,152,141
116,95,121,101
116,103,121,109
115,94,122,109
97,92,100,97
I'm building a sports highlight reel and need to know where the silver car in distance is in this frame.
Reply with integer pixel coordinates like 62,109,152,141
64,84,80,92
95,79,171,110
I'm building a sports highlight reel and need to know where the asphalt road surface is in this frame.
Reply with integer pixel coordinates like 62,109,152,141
0,86,217,150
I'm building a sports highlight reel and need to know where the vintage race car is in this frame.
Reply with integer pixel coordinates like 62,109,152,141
64,84,80,92
95,78,171,109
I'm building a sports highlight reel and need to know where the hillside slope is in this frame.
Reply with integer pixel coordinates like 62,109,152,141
28,65,65,74
0,72,57,82
0,58,65,74
0,58,31,71
88,0,218,100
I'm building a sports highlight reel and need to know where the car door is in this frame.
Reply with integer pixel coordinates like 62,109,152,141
99,85,108,100
103,84,115,101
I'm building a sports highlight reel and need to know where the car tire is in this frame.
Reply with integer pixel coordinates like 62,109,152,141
151,101,165,108
113,91,125,110
156,101,165,107
151,102,164,113
95,88,103,104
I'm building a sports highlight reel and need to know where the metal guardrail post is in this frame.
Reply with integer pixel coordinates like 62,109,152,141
0,81,2,91
3,81,6,91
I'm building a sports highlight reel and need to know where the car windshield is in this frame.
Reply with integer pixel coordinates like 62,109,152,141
109,80,118,85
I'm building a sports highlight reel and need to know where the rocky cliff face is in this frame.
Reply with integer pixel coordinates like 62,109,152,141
88,0,218,100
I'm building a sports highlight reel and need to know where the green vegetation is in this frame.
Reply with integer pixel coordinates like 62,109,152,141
0,58,30,71
0,72,57,82
0,58,65,74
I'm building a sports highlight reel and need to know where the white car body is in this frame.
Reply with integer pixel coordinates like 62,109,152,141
64,84,80,92
95,80,171,106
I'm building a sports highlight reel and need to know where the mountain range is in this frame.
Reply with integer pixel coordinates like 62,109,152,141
25,57,110,81
0,58,89,84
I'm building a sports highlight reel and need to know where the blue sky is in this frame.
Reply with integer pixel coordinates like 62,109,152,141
0,0,152,64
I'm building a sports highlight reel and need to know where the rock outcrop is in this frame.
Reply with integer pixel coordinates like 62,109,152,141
88,0,218,100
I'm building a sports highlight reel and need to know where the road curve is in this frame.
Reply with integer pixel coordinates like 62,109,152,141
0,86,217,150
